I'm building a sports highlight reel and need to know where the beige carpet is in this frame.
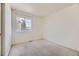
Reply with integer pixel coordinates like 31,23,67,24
9,39,79,56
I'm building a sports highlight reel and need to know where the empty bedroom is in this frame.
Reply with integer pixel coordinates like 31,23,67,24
1,3,79,56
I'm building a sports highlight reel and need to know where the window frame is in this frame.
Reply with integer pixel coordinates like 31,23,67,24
16,15,32,32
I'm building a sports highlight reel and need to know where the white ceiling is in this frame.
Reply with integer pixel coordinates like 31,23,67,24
10,3,73,17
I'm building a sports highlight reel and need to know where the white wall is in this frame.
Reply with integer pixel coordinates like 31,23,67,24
12,10,43,44
2,4,12,56
43,5,79,51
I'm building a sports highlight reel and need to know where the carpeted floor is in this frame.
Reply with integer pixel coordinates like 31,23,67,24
9,39,79,56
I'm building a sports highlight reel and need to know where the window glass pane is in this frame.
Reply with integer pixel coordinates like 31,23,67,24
16,17,25,32
25,19,32,29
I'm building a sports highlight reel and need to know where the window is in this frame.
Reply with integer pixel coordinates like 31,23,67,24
16,16,32,32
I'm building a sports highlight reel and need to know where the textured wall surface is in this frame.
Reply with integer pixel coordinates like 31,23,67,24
43,5,79,51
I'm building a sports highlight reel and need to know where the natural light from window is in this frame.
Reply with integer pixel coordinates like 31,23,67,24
16,16,32,32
